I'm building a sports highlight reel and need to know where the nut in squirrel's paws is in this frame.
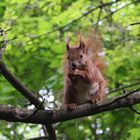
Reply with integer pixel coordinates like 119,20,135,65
68,69,82,76
74,69,79,72
73,69,83,75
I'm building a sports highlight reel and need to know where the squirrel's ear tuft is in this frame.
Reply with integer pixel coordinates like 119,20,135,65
79,39,85,51
79,33,85,51
65,35,70,52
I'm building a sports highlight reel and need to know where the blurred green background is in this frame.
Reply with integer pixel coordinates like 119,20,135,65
0,0,140,139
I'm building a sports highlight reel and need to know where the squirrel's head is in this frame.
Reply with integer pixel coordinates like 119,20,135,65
65,36,88,70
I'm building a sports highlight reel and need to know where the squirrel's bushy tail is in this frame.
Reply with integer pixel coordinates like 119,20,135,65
82,32,106,74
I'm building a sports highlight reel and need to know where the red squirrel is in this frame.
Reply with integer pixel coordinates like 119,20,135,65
64,33,106,110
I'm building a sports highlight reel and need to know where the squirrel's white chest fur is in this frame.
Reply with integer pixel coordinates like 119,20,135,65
74,79,99,104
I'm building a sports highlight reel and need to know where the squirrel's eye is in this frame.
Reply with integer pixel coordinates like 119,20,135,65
80,55,83,58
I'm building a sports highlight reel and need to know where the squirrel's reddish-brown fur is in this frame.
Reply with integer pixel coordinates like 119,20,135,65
64,32,106,110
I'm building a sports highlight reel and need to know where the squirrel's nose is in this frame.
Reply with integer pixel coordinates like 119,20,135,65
72,63,76,68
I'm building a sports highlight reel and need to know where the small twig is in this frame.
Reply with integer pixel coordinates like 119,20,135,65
0,28,7,58
121,86,140,115
99,88,140,109
42,125,48,136
129,106,140,115
27,135,49,140
130,22,140,26
5,28,12,32
109,81,140,94
22,99,46,120
114,88,140,101
103,2,133,21
123,38,140,42
16,0,31,21
80,1,134,35
95,7,102,30
0,36,17,44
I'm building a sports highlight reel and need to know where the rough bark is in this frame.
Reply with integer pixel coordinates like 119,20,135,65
0,91,139,124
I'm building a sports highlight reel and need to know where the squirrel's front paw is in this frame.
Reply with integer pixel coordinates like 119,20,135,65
65,103,78,111
89,94,100,103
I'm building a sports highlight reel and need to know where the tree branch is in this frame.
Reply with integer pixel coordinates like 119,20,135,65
95,7,102,30
102,2,133,21
24,0,121,44
27,135,49,140
0,90,139,125
0,60,56,140
0,60,41,107
109,81,140,94
130,22,140,26
129,106,140,115
0,28,7,58
16,0,31,21
0,36,17,44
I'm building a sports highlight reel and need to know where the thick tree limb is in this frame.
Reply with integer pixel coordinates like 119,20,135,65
0,90,140,125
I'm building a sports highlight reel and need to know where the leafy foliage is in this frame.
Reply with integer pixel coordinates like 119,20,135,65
0,0,140,139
